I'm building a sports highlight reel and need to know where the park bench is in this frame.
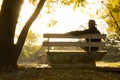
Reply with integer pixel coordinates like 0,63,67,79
42,33,107,68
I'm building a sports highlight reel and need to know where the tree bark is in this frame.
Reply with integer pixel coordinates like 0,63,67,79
0,0,23,67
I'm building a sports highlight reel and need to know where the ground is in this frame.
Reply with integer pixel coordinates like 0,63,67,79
0,63,120,80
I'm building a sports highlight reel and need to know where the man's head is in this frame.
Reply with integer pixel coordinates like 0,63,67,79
88,19,97,28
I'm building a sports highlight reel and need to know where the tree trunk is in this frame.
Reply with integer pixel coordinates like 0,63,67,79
0,0,46,68
0,0,23,67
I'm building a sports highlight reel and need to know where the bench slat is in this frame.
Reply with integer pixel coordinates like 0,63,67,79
43,42,105,47
44,34,106,39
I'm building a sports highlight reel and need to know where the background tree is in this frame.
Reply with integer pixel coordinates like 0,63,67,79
101,0,120,36
18,30,41,63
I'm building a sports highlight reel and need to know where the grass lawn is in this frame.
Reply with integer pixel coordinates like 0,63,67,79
0,62,120,80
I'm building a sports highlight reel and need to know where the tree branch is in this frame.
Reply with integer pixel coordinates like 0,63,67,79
16,0,46,55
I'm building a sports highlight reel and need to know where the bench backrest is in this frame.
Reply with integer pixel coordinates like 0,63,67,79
42,33,106,52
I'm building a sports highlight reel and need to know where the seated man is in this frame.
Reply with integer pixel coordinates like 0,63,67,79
67,19,101,51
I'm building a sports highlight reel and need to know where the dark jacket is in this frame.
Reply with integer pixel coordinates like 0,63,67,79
70,27,101,51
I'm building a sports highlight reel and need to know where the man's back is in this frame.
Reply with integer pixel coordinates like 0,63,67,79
69,19,101,51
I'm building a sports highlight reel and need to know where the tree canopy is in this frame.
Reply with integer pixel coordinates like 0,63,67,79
101,0,120,36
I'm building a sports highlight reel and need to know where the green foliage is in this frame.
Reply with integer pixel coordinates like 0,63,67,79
18,30,41,63
60,0,87,9
25,30,39,45
46,19,57,27
60,0,86,6
22,30,40,57
18,45,40,63
29,0,37,5
23,45,40,58
102,0,120,36
73,0,87,9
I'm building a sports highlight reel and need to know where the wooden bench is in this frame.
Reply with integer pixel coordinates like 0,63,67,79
42,33,107,68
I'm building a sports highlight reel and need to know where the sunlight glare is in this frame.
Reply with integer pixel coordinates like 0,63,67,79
17,0,108,35
0,0,3,10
